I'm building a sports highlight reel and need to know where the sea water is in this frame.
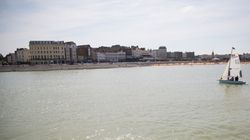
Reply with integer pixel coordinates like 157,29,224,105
0,64,250,140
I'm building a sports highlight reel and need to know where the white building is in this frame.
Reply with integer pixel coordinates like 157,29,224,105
148,50,158,60
97,51,126,62
132,48,148,58
96,52,106,62
148,46,167,60
65,42,77,64
15,48,30,64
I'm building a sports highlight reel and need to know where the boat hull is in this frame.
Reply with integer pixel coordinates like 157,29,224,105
219,80,246,85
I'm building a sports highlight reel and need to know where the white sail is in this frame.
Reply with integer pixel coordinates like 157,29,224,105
220,48,242,80
221,60,230,80
229,53,241,77
219,47,246,84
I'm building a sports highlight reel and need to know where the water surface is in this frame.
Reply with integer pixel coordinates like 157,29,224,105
0,64,250,140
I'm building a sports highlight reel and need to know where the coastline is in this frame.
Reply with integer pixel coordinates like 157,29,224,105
1,61,250,72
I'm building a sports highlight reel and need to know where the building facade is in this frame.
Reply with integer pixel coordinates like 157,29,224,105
77,45,91,62
173,51,183,60
157,46,167,60
65,42,77,64
132,48,148,58
15,48,30,64
182,52,195,60
242,53,250,61
149,49,158,60
96,51,126,62
29,41,65,64
6,53,16,65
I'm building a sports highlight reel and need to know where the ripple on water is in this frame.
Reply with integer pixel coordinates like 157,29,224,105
84,128,152,140
1,65,250,140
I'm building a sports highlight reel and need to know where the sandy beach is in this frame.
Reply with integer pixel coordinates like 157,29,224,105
0,61,231,72
0,61,249,72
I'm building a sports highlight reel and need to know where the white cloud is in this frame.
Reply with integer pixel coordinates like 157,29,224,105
181,5,194,14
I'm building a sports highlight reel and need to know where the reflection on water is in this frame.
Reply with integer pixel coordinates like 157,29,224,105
0,64,250,140
220,84,242,95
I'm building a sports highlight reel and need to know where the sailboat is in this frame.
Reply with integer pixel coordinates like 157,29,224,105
219,47,246,85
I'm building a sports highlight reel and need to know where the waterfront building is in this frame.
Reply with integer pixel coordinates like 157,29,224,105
111,45,123,52
0,55,3,65
96,52,106,62
0,53,3,65
167,52,175,60
77,45,92,62
6,53,16,65
65,42,77,64
132,48,148,58
157,46,167,60
110,45,133,61
215,54,230,60
123,48,133,60
96,51,126,62
6,54,11,64
186,52,195,59
95,46,110,53
93,45,133,61
15,48,30,64
106,51,126,62
149,49,158,60
123,47,133,60
241,53,250,61
167,51,183,61
173,51,183,60
198,54,212,61
141,54,155,61
29,41,65,64
182,52,195,60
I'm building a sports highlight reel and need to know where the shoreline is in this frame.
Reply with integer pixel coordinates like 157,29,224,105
1,61,250,72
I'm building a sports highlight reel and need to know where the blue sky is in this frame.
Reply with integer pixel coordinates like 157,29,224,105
0,0,250,55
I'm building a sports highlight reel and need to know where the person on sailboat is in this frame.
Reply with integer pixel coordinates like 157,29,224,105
235,76,239,81
230,77,234,81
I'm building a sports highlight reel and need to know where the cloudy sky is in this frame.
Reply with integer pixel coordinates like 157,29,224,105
0,0,250,55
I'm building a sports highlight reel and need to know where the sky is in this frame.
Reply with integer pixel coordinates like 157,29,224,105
0,0,250,56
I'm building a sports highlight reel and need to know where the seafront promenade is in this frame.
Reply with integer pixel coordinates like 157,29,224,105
0,61,232,72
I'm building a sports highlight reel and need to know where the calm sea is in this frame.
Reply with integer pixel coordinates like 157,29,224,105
0,64,250,140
